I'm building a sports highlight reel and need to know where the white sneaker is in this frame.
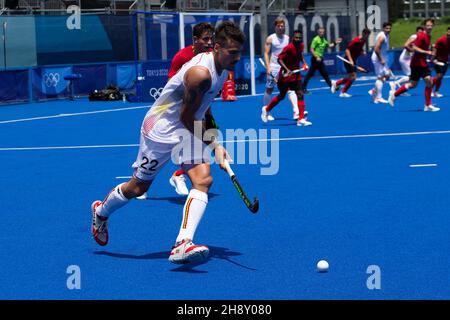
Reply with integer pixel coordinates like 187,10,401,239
136,192,148,200
432,91,443,98
261,106,275,122
169,239,209,264
368,88,375,97
424,104,440,112
339,92,352,98
293,112,299,120
331,80,338,94
261,106,269,123
169,174,189,196
91,200,108,246
388,90,396,107
297,118,312,126
374,97,389,104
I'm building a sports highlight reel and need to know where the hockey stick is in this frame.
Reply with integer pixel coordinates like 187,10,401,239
223,160,259,214
336,55,369,73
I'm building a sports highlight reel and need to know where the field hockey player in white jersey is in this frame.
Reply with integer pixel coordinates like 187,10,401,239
368,22,393,104
90,21,245,265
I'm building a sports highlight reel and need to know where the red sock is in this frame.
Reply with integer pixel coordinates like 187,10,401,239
174,169,185,176
425,86,432,106
394,84,409,97
297,99,305,119
266,95,280,112
342,80,353,93
435,78,442,91
336,78,349,86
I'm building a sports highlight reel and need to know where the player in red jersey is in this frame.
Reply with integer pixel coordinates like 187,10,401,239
389,19,439,112
260,30,311,126
331,28,371,98
431,27,450,98
138,23,214,199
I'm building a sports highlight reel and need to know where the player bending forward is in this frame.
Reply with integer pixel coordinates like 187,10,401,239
91,22,245,264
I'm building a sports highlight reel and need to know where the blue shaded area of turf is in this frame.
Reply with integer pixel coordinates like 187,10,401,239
0,76,450,299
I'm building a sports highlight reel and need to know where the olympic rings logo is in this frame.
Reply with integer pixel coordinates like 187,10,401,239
149,87,164,99
43,73,60,87
245,62,252,73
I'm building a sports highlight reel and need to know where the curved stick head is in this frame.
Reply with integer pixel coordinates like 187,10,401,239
250,198,259,214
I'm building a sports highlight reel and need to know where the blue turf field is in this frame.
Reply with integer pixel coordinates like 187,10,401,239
1,76,450,299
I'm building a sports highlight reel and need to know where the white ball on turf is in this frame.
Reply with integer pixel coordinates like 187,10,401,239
317,260,329,272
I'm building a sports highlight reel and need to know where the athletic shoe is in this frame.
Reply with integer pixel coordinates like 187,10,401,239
432,91,443,98
368,88,375,97
168,239,209,264
297,118,312,126
388,90,396,107
261,106,274,122
374,97,389,104
331,80,338,94
136,192,148,200
294,110,308,120
424,104,440,112
303,89,311,95
339,92,352,98
91,200,108,246
169,173,189,196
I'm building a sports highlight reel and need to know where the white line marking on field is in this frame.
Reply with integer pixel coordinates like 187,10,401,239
0,105,150,124
409,164,437,168
1,130,450,151
116,176,132,179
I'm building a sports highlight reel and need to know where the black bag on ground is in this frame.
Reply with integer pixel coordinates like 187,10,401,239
89,85,123,101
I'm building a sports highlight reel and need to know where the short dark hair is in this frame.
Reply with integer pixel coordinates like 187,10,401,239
362,28,371,35
193,22,214,38
416,26,424,32
382,22,392,28
293,29,302,34
424,18,434,25
447,26,450,31
214,21,246,46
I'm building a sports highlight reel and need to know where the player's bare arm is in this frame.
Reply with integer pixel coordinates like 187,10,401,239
277,57,291,75
345,48,354,65
310,46,320,61
264,37,272,74
404,36,415,52
180,66,230,169
329,37,342,48
180,66,212,134
412,43,432,56
374,35,385,64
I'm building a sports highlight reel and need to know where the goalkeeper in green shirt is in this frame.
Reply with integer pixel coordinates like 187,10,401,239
302,27,342,94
